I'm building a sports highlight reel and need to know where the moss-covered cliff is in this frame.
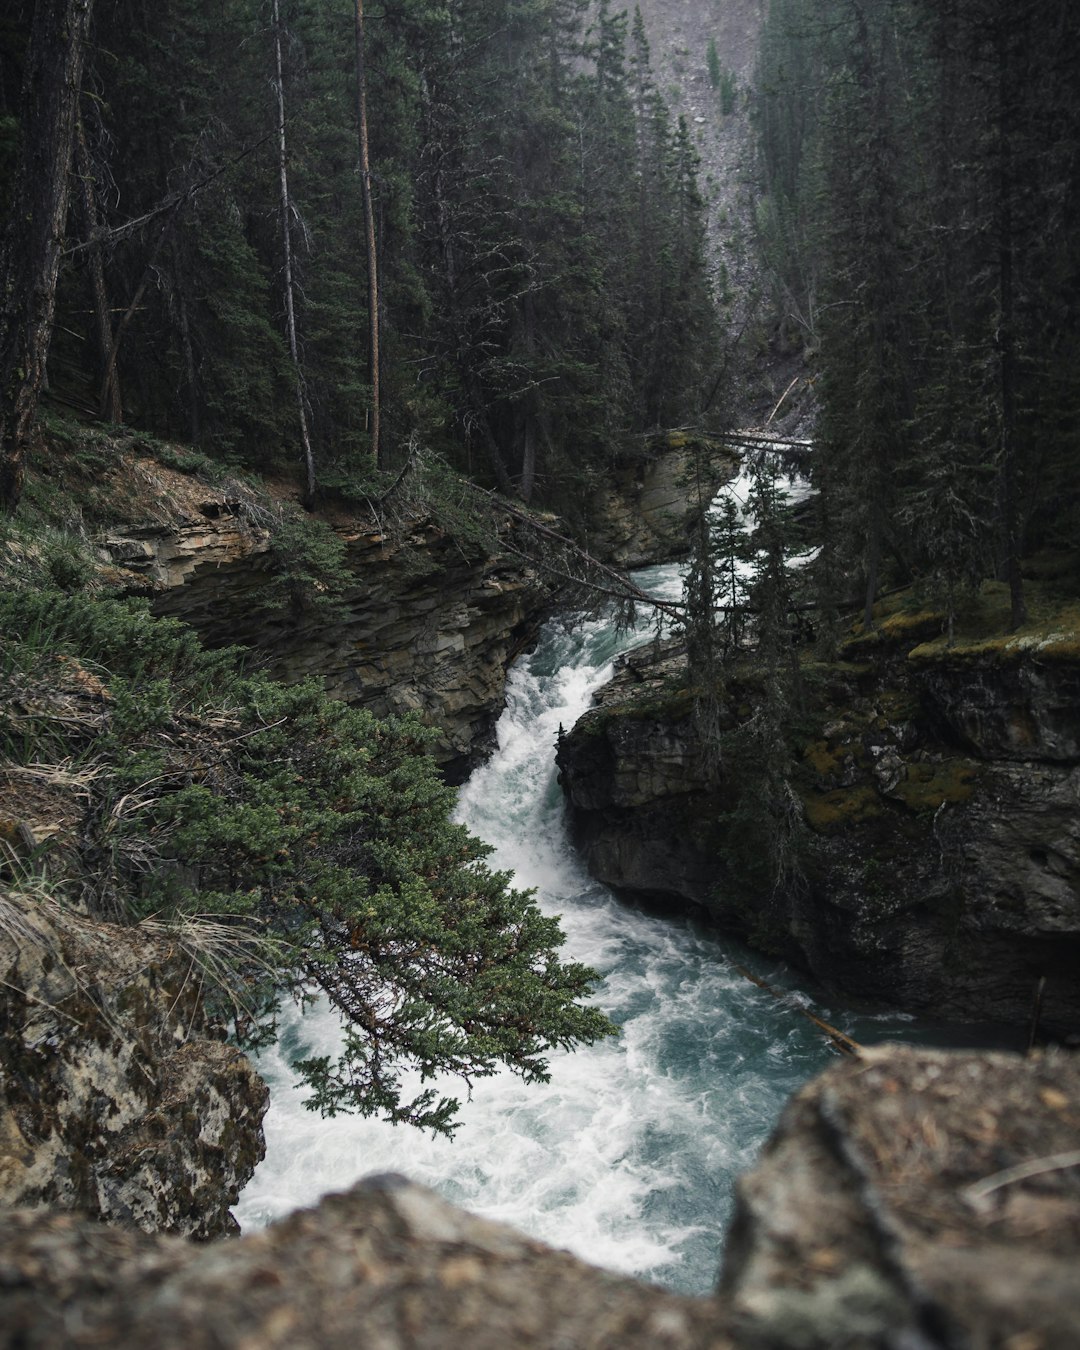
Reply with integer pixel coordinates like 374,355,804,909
558,579,1080,1033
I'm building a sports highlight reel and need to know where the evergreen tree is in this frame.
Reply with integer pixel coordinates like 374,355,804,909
0,0,95,511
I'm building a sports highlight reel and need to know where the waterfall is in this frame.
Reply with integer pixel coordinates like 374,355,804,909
235,563,916,1294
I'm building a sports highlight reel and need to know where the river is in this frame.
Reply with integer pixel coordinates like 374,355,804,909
234,561,928,1295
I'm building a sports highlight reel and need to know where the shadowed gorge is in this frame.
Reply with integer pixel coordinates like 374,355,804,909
2,0,1079,1343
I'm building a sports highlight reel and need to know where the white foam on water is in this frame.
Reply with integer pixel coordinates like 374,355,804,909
235,556,917,1292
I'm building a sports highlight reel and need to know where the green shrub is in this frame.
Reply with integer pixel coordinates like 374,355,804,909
0,589,615,1132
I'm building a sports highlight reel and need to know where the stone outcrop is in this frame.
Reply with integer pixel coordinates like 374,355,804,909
721,1046,1080,1350
97,460,544,781
557,597,1080,1032
587,437,737,568
0,890,267,1238
1,1049,1077,1349
0,1174,733,1350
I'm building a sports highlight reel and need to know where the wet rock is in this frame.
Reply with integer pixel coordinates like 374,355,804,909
0,890,267,1238
558,629,1080,1031
587,439,737,569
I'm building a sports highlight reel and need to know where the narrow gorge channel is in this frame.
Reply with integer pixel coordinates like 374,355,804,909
236,566,950,1296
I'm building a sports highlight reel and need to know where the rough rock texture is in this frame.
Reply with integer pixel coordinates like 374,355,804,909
587,440,737,569
721,1046,1080,1350
0,891,267,1238
0,1175,733,1350
97,462,544,781
1,1050,1078,1349
557,610,1080,1032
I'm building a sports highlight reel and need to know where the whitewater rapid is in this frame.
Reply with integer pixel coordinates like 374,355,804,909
234,563,910,1293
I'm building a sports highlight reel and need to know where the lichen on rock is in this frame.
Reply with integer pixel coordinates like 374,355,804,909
0,889,267,1238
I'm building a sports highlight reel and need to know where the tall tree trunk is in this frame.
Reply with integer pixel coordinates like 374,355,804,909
171,245,200,447
996,17,1027,630
354,0,381,466
273,0,316,507
75,114,122,423
519,289,538,502
0,0,95,512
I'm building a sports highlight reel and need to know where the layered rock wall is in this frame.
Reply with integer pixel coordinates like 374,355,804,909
99,466,543,781
557,612,1080,1031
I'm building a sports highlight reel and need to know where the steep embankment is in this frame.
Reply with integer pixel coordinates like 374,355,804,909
57,433,726,780
91,451,542,783
635,0,764,313
558,580,1080,1033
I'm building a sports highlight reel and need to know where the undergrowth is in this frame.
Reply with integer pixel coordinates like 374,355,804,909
0,587,613,1132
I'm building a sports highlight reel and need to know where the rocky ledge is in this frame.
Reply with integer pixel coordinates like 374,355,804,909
557,588,1080,1033
97,458,544,781
721,1044,1080,1349
0,889,267,1238
1,1047,1077,1348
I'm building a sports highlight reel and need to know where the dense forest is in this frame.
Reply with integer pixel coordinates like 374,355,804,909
0,0,719,521
754,0,1080,634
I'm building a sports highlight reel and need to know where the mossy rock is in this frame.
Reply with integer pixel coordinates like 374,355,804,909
909,602,1080,668
841,606,946,657
874,687,921,721
801,784,882,833
892,759,979,813
800,737,865,780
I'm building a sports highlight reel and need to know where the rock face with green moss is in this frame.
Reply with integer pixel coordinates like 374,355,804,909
0,891,267,1238
557,591,1080,1032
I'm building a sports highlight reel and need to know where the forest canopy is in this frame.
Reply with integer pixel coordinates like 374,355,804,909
0,0,720,520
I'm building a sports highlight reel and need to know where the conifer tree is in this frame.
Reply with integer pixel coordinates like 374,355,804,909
0,0,95,511
271,0,317,504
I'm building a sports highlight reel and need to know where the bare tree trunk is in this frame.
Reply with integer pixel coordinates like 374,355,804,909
171,241,200,446
354,0,381,466
273,0,316,507
996,19,1027,631
75,114,122,423
0,0,95,512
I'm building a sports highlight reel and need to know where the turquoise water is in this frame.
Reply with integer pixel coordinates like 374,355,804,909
234,565,980,1294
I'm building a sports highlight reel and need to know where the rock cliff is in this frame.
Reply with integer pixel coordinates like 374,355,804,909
96,457,544,781
586,436,738,569
1,1048,1077,1348
0,889,267,1238
557,589,1080,1033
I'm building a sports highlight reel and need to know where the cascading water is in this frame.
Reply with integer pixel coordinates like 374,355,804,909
235,561,916,1294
